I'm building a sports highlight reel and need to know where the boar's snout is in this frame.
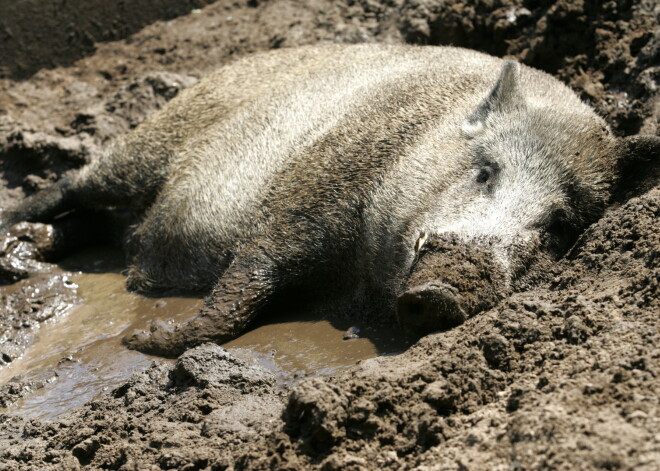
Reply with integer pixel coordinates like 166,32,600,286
396,234,510,337
396,281,467,335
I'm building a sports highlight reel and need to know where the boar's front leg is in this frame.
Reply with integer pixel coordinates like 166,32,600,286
122,248,279,358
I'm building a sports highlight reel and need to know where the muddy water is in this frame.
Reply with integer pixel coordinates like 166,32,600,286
0,247,406,421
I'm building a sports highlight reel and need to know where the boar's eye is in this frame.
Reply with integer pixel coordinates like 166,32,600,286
475,166,494,184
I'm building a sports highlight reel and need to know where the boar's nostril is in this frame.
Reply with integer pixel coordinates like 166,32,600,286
396,281,467,336
407,299,424,317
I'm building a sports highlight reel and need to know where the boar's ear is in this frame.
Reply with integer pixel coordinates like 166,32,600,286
462,60,526,137
611,134,660,203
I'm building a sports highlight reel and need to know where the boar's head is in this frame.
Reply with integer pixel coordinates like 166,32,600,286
396,61,659,336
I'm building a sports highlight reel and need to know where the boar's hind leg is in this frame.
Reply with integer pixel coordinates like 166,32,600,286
0,211,119,283
0,174,77,236
122,249,278,358
1,138,171,236
0,174,98,277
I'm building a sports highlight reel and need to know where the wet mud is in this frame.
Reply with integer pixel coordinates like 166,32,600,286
0,247,198,417
0,247,403,422
0,0,658,470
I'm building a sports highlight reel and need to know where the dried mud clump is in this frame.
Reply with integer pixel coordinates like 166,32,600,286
0,344,283,469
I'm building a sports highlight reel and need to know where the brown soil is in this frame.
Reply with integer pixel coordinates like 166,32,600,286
0,0,215,80
0,1,658,470
2,344,285,469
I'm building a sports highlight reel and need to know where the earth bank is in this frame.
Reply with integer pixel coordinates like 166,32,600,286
0,0,658,470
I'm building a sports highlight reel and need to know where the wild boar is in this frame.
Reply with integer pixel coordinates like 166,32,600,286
1,44,657,357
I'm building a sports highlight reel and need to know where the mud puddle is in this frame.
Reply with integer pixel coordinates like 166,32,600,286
0,247,406,421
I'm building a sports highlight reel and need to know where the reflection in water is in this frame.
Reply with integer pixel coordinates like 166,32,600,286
0,247,407,421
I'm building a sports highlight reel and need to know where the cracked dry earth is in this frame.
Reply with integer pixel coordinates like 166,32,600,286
0,0,658,470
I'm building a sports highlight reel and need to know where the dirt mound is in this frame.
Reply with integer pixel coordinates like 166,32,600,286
0,0,657,470
1,344,284,469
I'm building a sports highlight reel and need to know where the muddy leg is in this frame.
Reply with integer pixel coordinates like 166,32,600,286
123,250,280,358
